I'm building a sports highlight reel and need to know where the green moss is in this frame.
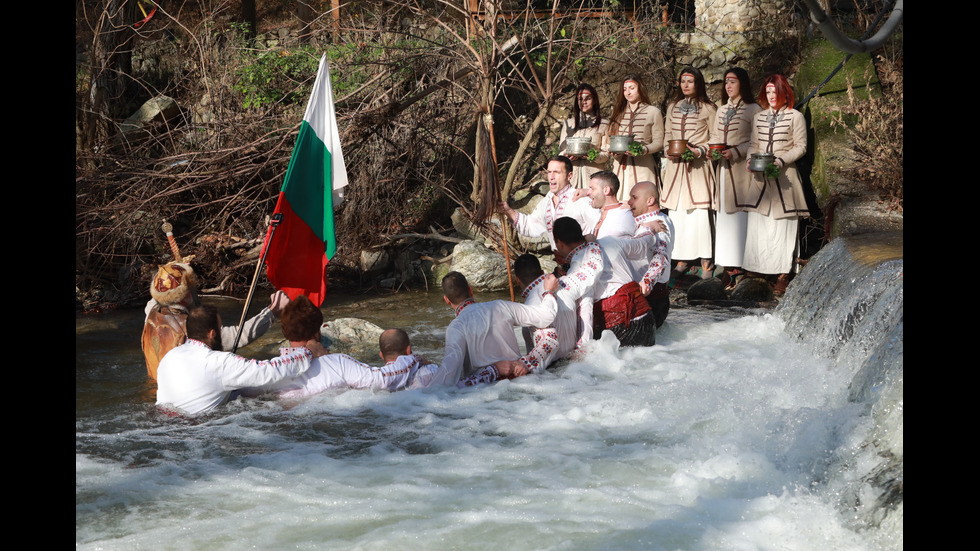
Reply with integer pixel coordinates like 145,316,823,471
795,38,878,102
811,143,831,204
794,37,889,207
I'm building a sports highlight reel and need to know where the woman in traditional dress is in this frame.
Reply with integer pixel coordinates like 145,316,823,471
661,66,717,280
742,74,810,295
710,67,762,287
558,83,609,189
603,74,664,202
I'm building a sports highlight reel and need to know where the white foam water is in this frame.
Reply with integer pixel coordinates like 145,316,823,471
76,304,899,550
77,232,902,549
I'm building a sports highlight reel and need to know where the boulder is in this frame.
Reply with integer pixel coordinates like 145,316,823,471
449,240,509,291
687,277,728,301
515,228,550,254
320,317,384,356
731,277,774,302
510,181,549,211
426,260,453,288
451,208,483,241
360,249,391,273
452,207,513,251
119,95,181,140
537,254,558,275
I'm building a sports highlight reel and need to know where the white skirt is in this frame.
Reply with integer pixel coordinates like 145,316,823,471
671,207,714,261
714,164,748,268
742,212,798,274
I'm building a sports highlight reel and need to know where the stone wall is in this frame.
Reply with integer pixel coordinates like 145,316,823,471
678,0,796,81
695,0,791,33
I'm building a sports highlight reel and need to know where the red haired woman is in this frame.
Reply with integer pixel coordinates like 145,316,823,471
661,66,718,279
603,75,664,201
742,74,810,295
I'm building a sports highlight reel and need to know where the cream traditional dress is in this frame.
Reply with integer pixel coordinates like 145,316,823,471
742,106,809,274
661,99,717,262
558,115,609,189
710,99,762,268
604,102,664,202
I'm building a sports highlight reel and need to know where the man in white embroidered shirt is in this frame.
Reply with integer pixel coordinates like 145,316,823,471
156,304,323,415
552,217,656,348
628,180,674,327
454,255,576,387
497,156,599,263
248,297,452,398
583,170,636,240
441,271,559,386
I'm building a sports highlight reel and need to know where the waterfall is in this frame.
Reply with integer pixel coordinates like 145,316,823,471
777,231,903,540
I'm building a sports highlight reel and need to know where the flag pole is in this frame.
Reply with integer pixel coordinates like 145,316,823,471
232,213,283,353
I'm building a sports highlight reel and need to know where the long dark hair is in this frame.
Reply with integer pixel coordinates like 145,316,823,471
572,83,602,131
721,67,756,105
609,74,652,134
670,66,711,106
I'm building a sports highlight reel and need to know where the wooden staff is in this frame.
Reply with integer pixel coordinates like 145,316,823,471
483,111,515,301
231,213,282,353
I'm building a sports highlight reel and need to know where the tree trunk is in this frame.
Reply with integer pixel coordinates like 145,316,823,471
297,0,315,44
502,100,552,200
82,0,138,151
241,0,257,43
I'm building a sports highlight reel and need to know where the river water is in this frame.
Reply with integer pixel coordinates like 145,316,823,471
75,234,902,550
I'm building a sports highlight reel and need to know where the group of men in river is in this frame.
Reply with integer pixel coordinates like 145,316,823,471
145,156,673,415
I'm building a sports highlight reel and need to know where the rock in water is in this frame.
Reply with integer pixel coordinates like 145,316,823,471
321,318,384,357
731,277,774,302
426,260,452,289
687,277,728,301
360,249,390,273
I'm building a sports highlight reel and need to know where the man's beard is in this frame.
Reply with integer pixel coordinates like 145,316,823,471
209,335,223,352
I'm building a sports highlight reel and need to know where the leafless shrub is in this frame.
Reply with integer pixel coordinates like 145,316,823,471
830,54,903,210
76,3,476,304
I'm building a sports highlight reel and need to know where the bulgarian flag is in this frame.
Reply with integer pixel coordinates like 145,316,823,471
263,54,348,307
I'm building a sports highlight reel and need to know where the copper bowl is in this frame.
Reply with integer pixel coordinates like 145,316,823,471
666,139,689,157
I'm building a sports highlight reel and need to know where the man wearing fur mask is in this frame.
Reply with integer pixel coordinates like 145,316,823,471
142,259,289,380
